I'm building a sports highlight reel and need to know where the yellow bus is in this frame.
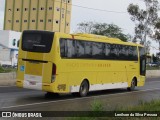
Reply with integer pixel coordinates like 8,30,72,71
16,30,146,97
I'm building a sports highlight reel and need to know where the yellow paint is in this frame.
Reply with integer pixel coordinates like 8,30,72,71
25,61,42,76
17,32,146,93
37,0,46,30
21,0,30,31
60,0,67,33
4,0,72,33
65,0,72,33
46,0,54,31
52,0,61,32
13,0,22,31
4,0,14,30
29,0,38,30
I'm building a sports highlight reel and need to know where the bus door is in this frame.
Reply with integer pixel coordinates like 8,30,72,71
139,47,146,76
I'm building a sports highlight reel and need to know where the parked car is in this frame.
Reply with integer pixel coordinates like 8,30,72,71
1,64,12,68
147,62,160,67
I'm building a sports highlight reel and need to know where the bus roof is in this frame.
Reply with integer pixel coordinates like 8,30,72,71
57,32,144,47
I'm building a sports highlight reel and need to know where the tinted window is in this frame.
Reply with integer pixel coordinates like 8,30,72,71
130,46,138,60
22,31,54,53
60,39,66,57
119,45,126,60
92,42,104,59
110,44,118,59
128,46,134,60
66,40,76,58
104,43,111,59
77,41,85,58
133,47,138,59
84,41,92,58
59,38,138,61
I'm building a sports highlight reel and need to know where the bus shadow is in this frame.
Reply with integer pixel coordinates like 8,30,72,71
16,88,140,102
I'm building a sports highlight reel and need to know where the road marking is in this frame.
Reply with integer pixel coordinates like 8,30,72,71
2,87,160,109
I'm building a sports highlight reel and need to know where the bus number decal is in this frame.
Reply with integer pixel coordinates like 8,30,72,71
57,84,66,91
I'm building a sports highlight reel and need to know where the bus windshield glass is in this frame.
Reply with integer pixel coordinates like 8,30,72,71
22,31,54,53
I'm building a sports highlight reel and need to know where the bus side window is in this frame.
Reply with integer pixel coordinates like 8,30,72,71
92,42,104,59
60,39,66,58
118,45,123,60
128,46,134,60
133,46,138,61
110,44,118,59
66,40,76,58
84,41,92,58
124,46,129,60
76,40,85,58
105,43,111,59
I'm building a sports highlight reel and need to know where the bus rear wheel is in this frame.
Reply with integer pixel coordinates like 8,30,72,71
79,80,89,97
127,78,136,91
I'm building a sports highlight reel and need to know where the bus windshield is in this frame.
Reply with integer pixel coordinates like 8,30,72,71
22,31,54,53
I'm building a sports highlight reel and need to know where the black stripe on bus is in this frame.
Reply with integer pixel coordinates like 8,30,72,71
22,59,48,63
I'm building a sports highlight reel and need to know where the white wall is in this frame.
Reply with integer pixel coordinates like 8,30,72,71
0,30,9,47
0,48,11,66
11,50,18,66
0,30,21,49
0,30,21,66
8,31,21,49
0,49,10,61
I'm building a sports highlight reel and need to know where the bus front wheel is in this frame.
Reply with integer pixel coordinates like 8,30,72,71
127,78,136,91
79,80,89,97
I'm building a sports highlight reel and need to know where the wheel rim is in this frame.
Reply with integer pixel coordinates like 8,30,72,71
81,84,87,94
80,81,88,96
131,80,135,88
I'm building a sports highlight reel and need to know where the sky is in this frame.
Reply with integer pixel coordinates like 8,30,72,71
0,0,159,54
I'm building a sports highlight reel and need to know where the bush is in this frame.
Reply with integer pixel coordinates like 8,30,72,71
0,65,16,73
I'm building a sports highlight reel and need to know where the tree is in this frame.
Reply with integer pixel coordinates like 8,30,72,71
77,21,95,33
127,0,159,47
76,22,129,42
146,40,151,54
152,18,160,51
152,54,158,62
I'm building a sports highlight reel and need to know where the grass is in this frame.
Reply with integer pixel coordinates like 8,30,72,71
119,100,160,111
0,66,16,73
68,100,160,120
146,65,160,70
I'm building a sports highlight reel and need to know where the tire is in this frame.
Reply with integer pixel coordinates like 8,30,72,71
127,79,136,91
79,80,89,97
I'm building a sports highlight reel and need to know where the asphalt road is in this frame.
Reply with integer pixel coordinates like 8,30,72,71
0,77,160,112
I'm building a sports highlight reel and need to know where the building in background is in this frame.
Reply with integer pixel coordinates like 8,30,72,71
3,0,72,33
0,30,21,67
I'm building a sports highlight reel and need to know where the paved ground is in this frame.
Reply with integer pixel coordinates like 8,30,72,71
0,77,159,119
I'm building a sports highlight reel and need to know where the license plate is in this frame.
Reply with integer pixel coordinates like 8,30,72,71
29,81,36,85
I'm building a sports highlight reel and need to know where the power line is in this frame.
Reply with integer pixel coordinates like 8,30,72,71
54,0,127,14
72,4,127,14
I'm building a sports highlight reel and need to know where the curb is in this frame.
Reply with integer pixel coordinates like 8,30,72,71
0,79,16,86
